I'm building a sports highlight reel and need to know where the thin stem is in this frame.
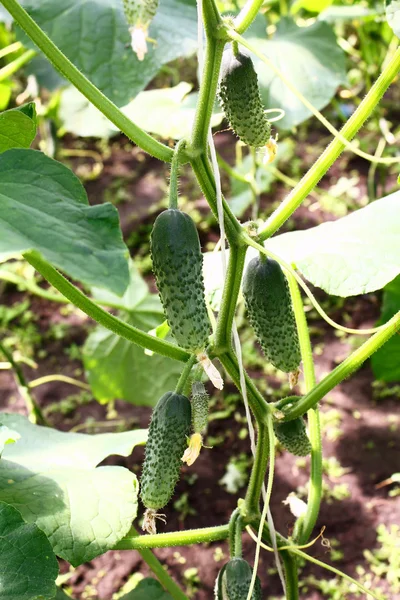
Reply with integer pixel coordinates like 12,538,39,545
115,524,229,549
243,423,269,519
234,0,264,34
29,374,91,391
175,354,197,394
215,245,247,353
0,342,47,425
127,528,189,600
280,551,299,600
0,41,23,59
24,252,190,363
287,275,322,545
169,140,186,209
2,0,173,163
280,310,400,421
0,49,36,81
228,508,242,558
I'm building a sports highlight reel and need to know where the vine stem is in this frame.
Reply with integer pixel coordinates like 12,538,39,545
287,274,322,545
234,0,264,35
226,31,400,240
115,524,229,549
0,40,22,59
127,528,189,600
1,0,173,163
175,354,197,394
279,310,400,421
243,422,269,519
24,251,190,363
281,551,299,600
169,140,186,209
0,48,36,81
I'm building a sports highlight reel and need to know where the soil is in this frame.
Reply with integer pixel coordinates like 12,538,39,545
0,127,399,600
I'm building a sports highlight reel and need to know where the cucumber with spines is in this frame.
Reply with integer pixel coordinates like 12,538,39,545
151,209,211,354
123,0,158,27
274,417,311,456
191,381,209,435
242,255,301,373
215,558,262,600
218,45,271,148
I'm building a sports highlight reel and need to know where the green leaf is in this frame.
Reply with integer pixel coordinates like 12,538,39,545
386,0,400,37
0,413,147,566
18,0,198,107
121,578,172,600
266,192,400,296
83,263,182,406
0,425,20,455
0,501,58,600
228,154,274,218
0,103,37,153
54,590,74,600
247,17,346,129
0,149,129,294
371,275,400,382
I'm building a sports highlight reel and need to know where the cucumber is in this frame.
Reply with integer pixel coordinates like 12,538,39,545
191,381,209,435
242,255,301,373
151,209,211,354
218,46,271,148
140,391,191,530
215,558,262,600
274,417,311,457
123,0,158,27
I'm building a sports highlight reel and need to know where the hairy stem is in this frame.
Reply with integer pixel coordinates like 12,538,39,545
169,140,186,209
175,355,197,394
24,252,190,363
243,422,269,519
115,524,229,549
234,0,264,35
1,0,173,162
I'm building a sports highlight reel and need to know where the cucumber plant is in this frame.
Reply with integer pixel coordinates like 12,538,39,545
0,0,399,599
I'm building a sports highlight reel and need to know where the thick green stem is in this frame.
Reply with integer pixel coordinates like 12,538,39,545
214,245,247,353
0,48,36,81
243,423,269,520
169,140,186,209
1,0,172,162
234,0,264,34
127,528,188,600
281,551,299,600
115,524,229,549
280,310,400,421
24,252,190,363
287,274,322,545
218,351,269,423
201,0,223,38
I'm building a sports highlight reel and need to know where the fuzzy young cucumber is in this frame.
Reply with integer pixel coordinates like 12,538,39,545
182,381,210,466
242,255,301,373
140,391,191,532
151,209,211,354
218,45,271,148
215,558,262,600
274,417,311,457
122,0,158,60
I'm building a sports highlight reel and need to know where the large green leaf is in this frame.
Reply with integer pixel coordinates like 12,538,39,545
0,501,58,600
0,103,37,153
246,17,346,130
371,275,400,382
0,414,147,566
121,579,172,600
386,0,400,37
17,0,198,107
0,149,129,294
266,193,400,296
84,263,182,406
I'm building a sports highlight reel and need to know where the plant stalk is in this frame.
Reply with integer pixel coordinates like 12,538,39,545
115,524,229,549
243,422,269,519
0,48,36,81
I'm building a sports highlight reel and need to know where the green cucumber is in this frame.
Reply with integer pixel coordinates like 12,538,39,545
191,381,209,435
243,255,301,373
151,209,211,353
274,417,311,456
215,558,262,600
140,392,191,515
123,0,158,27
218,45,271,148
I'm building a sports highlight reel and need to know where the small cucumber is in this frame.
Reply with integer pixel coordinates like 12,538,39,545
242,255,301,373
191,381,209,435
215,558,262,600
140,392,191,528
274,417,312,456
218,46,271,148
151,209,211,354
123,0,158,27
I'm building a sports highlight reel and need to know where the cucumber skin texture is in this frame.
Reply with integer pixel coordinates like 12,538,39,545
274,417,312,456
151,209,211,353
191,381,209,434
215,558,262,600
243,256,301,373
123,0,158,26
140,392,191,510
218,47,271,148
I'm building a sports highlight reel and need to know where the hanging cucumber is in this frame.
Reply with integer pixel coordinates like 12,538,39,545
151,208,211,354
242,255,301,374
274,417,312,457
215,558,262,600
122,0,158,61
182,381,210,466
218,45,271,149
140,391,191,533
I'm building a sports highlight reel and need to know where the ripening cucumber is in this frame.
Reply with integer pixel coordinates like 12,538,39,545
151,209,211,354
140,392,191,513
242,255,301,373
274,417,311,457
218,46,271,148
215,558,262,600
